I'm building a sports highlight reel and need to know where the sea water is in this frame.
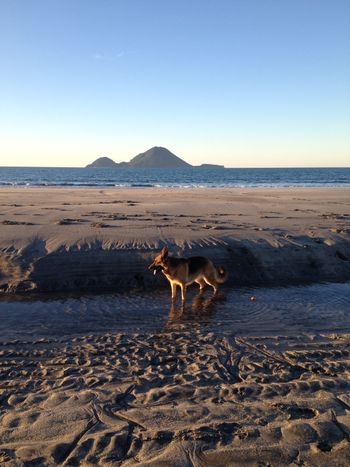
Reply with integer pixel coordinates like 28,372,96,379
0,166,349,188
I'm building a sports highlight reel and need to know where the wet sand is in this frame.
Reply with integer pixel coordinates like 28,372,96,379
0,187,350,293
1,284,350,465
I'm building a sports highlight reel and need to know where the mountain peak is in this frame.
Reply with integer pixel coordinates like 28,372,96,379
86,156,117,168
129,147,192,168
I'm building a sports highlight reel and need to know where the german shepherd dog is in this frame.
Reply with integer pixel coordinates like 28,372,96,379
149,247,227,302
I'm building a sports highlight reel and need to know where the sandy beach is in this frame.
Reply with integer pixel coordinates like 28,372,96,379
0,187,349,293
1,187,350,465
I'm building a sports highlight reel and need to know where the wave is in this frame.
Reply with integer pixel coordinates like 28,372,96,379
1,181,350,188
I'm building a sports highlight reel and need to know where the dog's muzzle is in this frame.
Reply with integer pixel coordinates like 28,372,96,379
148,264,164,275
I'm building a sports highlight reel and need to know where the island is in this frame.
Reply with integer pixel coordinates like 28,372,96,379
86,146,224,168
86,156,119,168
197,163,224,169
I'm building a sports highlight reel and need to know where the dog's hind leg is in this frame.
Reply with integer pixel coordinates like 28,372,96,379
204,276,219,295
195,278,206,294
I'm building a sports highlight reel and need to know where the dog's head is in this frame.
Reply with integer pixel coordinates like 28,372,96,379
148,247,169,275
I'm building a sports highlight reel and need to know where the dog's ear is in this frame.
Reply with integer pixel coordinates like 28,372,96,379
161,246,168,258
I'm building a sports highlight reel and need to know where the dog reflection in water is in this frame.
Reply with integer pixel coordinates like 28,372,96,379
165,291,224,328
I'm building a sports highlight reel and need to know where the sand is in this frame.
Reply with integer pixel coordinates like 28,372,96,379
1,321,350,465
0,187,349,293
1,187,350,465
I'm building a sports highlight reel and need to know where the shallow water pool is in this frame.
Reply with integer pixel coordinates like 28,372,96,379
0,282,349,340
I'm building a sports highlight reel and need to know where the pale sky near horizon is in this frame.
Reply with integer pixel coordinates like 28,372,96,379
0,0,349,168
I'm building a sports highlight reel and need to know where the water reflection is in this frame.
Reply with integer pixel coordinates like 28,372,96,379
0,282,350,339
165,291,226,328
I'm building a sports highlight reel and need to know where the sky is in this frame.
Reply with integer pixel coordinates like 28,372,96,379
0,0,349,168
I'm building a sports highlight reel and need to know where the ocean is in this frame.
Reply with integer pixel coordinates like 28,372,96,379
0,166,349,188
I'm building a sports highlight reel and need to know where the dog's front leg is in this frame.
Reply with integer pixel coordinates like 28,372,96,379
171,282,177,300
180,283,186,302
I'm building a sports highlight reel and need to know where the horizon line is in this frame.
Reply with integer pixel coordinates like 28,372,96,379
1,165,350,170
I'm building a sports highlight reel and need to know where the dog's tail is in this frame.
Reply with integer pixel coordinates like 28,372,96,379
215,266,228,283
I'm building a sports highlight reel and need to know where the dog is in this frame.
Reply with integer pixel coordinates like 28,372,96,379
148,247,227,301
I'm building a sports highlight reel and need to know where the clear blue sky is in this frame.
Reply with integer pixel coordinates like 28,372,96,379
1,0,349,167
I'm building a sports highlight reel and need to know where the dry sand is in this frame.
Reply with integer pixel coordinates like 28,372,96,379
1,187,350,465
0,187,349,292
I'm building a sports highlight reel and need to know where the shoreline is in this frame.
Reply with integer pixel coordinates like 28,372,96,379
1,184,350,189
0,187,349,293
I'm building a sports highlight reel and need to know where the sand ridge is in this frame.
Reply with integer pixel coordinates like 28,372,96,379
0,187,349,293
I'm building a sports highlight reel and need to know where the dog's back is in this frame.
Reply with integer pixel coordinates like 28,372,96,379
168,255,227,289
